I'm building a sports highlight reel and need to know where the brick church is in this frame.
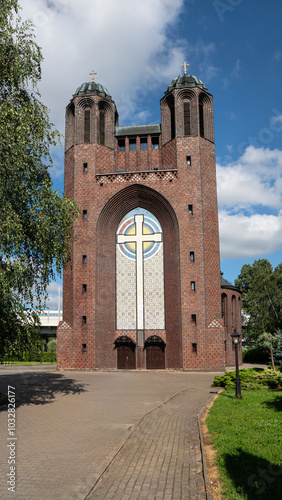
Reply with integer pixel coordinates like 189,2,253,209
57,65,242,371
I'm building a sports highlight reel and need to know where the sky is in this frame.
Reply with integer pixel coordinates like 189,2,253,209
19,0,282,309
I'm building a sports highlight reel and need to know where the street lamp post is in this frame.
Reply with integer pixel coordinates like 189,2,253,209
231,330,242,399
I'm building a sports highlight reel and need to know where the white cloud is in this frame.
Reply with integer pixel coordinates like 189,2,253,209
217,145,282,210
20,0,185,133
217,145,282,260
219,211,282,259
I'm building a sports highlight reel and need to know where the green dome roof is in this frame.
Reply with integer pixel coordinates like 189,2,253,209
166,74,207,93
74,82,111,97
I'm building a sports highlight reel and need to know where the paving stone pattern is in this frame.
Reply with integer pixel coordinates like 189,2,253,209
0,367,219,500
88,389,211,500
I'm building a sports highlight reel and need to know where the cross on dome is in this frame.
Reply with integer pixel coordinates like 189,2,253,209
181,61,189,75
89,69,97,83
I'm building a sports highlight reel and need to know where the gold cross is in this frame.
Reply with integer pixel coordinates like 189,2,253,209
89,69,97,83
181,61,189,75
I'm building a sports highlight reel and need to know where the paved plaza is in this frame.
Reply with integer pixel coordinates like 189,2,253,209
0,366,221,499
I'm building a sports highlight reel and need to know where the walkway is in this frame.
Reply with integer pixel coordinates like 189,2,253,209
0,367,221,499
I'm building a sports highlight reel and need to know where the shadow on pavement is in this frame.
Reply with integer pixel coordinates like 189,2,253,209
223,449,282,499
0,371,87,410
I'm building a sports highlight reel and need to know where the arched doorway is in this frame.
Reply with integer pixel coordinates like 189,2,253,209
145,335,166,369
114,336,136,369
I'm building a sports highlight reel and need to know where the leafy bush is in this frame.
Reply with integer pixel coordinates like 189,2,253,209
242,346,269,363
212,368,282,390
42,351,56,363
47,338,57,353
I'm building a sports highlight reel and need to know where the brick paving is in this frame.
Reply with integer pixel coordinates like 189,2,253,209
0,366,221,500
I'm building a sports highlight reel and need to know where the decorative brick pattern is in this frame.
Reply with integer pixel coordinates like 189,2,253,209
57,74,242,371
96,169,177,184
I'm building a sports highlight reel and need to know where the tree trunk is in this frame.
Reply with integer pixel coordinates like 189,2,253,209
270,348,275,370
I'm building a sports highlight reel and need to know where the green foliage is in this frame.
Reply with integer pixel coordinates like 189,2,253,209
242,346,269,364
206,389,282,500
0,1,78,354
273,331,282,367
235,259,282,344
212,368,282,390
46,337,56,353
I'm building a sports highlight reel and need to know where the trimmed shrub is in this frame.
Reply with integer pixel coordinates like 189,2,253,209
212,368,282,390
242,346,269,364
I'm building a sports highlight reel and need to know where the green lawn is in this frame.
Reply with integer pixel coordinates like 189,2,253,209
206,389,282,500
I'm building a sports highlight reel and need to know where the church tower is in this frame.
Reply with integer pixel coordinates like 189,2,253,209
57,67,236,371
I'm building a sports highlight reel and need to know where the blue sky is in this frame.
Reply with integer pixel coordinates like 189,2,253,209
20,0,282,307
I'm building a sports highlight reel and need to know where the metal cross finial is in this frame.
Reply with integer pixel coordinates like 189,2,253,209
89,70,97,83
181,61,189,75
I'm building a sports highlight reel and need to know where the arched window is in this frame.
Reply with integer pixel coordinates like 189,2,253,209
184,101,191,136
231,295,236,329
99,110,105,145
199,100,204,138
221,293,227,326
116,208,165,331
84,109,90,143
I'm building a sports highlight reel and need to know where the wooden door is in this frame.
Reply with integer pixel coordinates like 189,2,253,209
117,345,136,369
146,345,165,369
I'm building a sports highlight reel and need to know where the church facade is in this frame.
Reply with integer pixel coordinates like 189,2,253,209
57,69,242,371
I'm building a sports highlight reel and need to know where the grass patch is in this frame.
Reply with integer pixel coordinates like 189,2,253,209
206,389,282,499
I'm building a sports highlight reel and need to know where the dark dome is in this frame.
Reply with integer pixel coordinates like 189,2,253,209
74,82,111,97
166,74,207,93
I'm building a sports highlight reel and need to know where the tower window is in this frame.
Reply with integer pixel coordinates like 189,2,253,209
188,204,193,214
140,138,148,150
84,109,90,143
99,111,105,145
199,101,204,138
192,343,197,353
118,139,125,151
82,343,87,352
191,314,197,325
191,281,196,291
83,162,88,172
82,316,87,324
184,101,191,136
83,210,88,220
82,255,87,264
152,137,159,149
186,155,191,166
82,284,87,292
190,251,195,261
129,138,136,151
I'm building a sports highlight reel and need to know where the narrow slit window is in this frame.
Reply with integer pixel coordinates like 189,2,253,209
82,343,87,352
188,204,193,214
82,255,87,264
84,109,90,143
82,284,87,293
191,281,196,291
82,315,87,324
199,102,204,138
83,162,88,172
184,101,191,136
100,111,105,145
83,210,88,220
186,155,191,166
190,251,195,261
191,314,197,325
192,343,197,353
